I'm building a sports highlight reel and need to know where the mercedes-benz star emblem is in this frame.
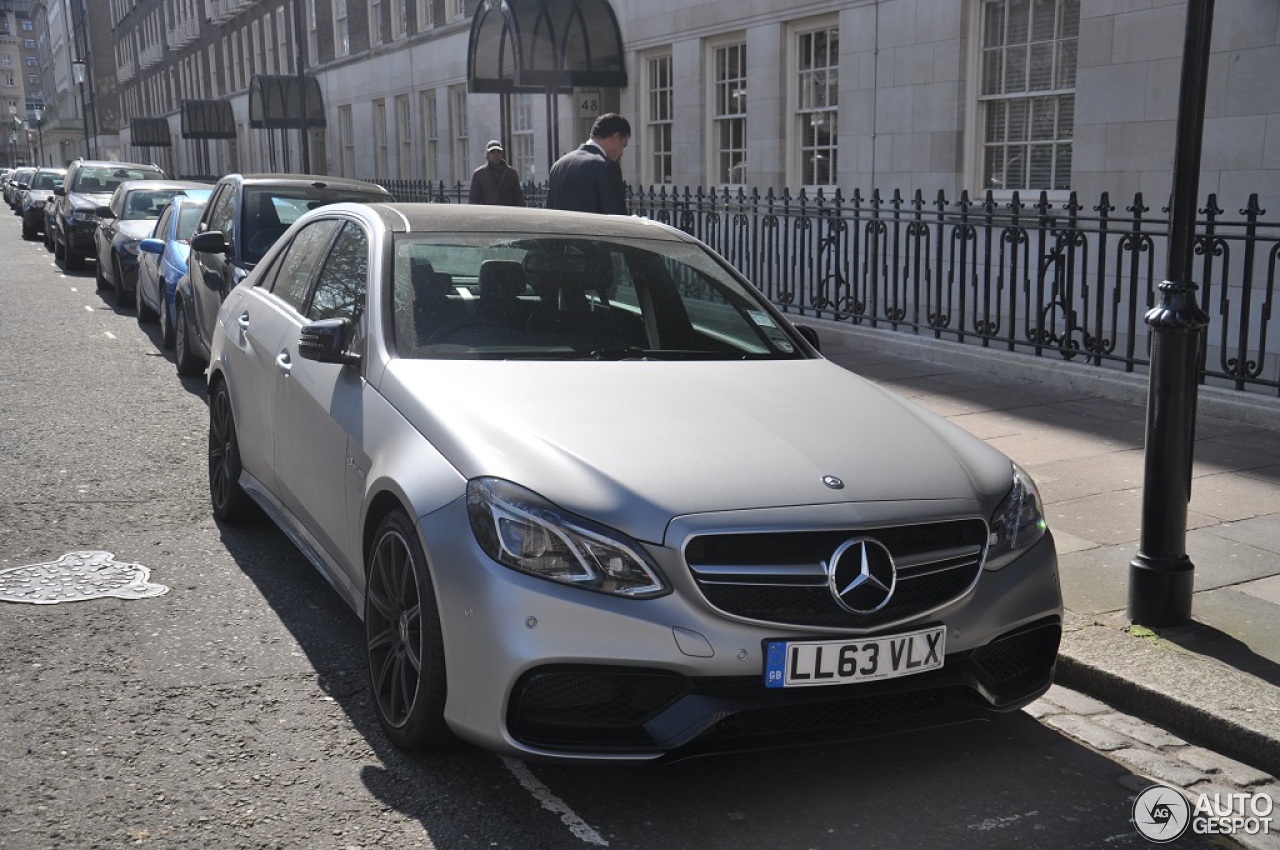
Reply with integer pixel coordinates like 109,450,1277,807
827,538,897,614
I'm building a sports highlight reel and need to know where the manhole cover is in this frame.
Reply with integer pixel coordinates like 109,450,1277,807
0,550,169,605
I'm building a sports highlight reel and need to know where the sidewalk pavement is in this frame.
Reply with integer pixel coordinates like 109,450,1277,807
811,319,1280,779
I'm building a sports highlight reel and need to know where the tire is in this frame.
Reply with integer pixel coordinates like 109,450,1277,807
136,274,157,323
53,232,64,260
44,228,53,252
158,291,175,349
21,217,35,241
207,380,252,522
114,257,131,309
65,245,84,271
365,509,453,750
174,300,203,376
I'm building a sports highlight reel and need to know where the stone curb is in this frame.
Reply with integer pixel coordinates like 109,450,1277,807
1057,619,1280,781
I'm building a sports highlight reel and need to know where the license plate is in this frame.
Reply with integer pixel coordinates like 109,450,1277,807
764,626,946,688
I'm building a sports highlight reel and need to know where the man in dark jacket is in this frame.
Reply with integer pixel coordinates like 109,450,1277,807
469,140,525,206
545,113,631,215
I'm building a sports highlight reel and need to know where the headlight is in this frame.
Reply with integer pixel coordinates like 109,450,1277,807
985,463,1047,570
70,209,100,224
466,477,668,597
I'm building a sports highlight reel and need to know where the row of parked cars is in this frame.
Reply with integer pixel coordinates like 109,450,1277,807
3,158,1063,764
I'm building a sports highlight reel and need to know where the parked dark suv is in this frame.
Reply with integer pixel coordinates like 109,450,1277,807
174,173,393,375
51,159,167,270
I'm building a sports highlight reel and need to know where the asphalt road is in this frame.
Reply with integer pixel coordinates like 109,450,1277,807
0,206,1240,849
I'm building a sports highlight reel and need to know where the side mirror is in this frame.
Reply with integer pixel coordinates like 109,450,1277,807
298,318,360,367
794,323,821,352
53,186,65,196
138,238,164,255
95,205,116,218
190,230,228,254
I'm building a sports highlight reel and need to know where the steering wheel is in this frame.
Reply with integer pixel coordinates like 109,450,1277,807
246,226,288,258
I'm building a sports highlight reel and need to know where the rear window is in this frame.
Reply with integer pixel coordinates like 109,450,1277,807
73,166,165,194
240,186,390,264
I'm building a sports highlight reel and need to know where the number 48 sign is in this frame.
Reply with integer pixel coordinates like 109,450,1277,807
577,92,601,118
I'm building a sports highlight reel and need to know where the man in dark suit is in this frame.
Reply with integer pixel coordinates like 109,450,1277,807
545,114,631,215
469,140,526,206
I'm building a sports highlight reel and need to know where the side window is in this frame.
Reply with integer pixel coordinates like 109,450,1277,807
308,222,369,323
267,219,342,309
207,186,236,236
153,204,173,239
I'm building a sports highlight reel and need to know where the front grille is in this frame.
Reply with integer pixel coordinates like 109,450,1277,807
685,519,987,628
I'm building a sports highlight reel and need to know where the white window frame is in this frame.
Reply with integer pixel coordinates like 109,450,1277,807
966,0,1079,199
450,85,469,185
790,18,839,189
512,93,535,183
276,8,289,75
391,0,408,40
334,0,350,58
421,89,438,182
644,51,673,186
373,98,388,176
369,0,383,48
338,103,355,176
395,94,411,178
416,0,433,31
709,37,747,186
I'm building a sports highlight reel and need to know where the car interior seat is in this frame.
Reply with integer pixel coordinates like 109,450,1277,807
411,257,466,344
475,259,528,328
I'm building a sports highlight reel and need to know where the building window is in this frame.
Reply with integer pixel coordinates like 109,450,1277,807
307,0,318,62
339,103,355,176
645,53,672,185
21,20,32,31
395,94,410,178
512,93,535,183
796,24,838,186
369,0,383,47
453,0,466,21
334,0,350,57
713,42,747,185
978,0,1079,192
277,8,289,75
23,39,34,49
373,98,388,176
25,56,35,66
392,0,407,39
416,0,433,31
0,55,10,67
451,85,468,184
421,90,438,182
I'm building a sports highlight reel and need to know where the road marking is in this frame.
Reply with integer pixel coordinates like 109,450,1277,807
104,331,116,339
84,305,93,312
500,756,609,846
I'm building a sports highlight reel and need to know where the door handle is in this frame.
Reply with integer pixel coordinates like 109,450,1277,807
276,350,292,374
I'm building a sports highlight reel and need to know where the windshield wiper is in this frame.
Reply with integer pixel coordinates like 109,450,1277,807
585,347,729,361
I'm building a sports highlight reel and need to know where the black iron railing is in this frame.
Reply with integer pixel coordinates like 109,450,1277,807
376,179,1279,395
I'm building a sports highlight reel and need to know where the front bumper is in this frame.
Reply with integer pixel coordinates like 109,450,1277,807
65,222,98,253
419,498,1062,763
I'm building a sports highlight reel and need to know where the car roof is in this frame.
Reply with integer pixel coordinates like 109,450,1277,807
329,202,697,244
217,172,392,194
73,159,164,170
117,179,212,193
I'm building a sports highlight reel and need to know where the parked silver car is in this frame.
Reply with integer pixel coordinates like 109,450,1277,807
207,203,1061,762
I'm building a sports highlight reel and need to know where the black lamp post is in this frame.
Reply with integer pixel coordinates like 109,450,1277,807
30,108,43,167
1128,0,1215,627
7,105,15,168
71,60,90,159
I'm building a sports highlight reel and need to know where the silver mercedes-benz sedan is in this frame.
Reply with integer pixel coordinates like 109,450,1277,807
207,202,1061,762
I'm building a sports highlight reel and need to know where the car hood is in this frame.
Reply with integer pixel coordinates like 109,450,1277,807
378,359,1013,543
69,191,112,208
117,220,155,241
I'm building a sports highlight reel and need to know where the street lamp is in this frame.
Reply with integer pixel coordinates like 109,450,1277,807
71,60,90,159
31,108,43,167
7,105,16,169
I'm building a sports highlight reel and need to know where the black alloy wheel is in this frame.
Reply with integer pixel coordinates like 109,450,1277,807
114,258,130,308
207,380,251,522
365,509,452,750
158,291,175,349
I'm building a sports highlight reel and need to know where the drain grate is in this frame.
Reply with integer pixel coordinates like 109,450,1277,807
0,550,169,605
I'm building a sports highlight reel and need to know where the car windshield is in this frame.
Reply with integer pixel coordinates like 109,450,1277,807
242,187,388,264
389,233,807,361
122,189,181,220
73,166,164,194
31,171,63,190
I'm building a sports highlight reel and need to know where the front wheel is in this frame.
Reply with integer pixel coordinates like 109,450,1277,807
365,509,453,750
207,380,252,522
158,291,175,349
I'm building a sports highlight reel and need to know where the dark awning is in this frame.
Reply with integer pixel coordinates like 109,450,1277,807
468,0,627,94
131,117,172,147
248,74,326,130
181,99,236,139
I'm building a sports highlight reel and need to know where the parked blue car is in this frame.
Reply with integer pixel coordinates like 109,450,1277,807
136,193,210,349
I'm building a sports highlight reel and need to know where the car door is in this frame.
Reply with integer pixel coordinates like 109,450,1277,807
273,219,371,578
192,183,237,358
223,217,343,495
138,203,172,308
96,187,124,272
